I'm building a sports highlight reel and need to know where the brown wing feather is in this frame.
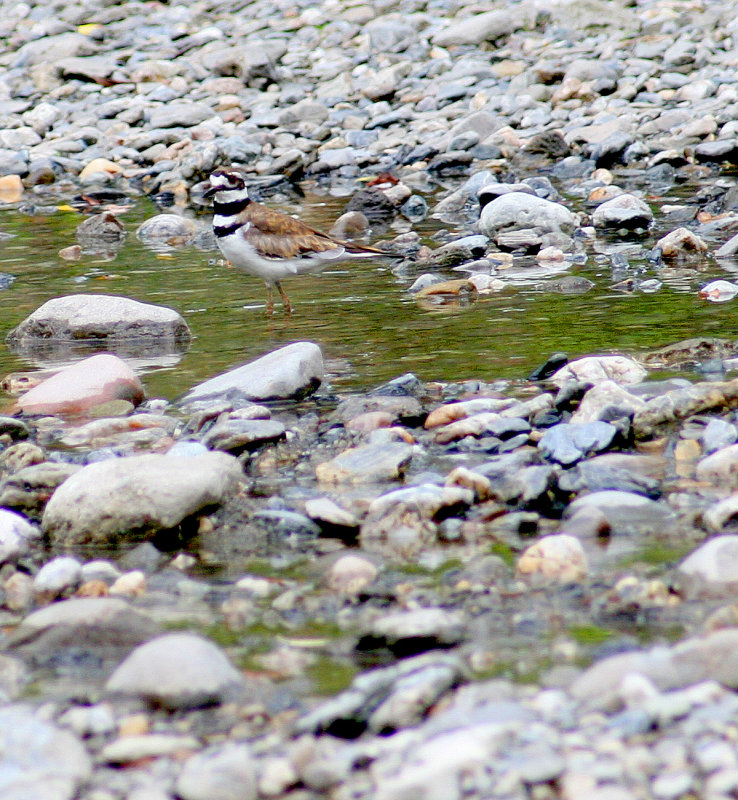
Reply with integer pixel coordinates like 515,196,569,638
243,202,386,258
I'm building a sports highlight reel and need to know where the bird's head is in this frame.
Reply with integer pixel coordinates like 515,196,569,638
204,169,249,200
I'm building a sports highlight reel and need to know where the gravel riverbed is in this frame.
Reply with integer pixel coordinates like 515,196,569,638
6,1,738,799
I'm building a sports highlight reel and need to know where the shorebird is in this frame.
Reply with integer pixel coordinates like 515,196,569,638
205,168,392,314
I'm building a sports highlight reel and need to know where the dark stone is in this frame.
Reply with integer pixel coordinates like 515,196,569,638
524,130,571,159
344,188,396,222
529,352,568,381
694,139,738,165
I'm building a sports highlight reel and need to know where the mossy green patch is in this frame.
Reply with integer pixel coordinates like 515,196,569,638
568,624,615,645
307,656,358,696
618,540,693,568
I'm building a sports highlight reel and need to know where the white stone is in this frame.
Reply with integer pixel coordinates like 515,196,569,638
549,355,647,387
479,191,577,236
327,554,378,595
0,705,91,800
106,633,246,709
0,509,38,565
517,534,588,582
33,556,82,596
680,535,738,582
177,743,257,800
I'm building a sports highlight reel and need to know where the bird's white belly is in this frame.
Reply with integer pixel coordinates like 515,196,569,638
215,230,345,284
216,232,300,282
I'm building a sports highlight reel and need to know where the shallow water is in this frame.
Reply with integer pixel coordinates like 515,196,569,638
0,183,737,404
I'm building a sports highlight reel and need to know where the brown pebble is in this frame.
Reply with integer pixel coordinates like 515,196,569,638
59,245,83,260
76,579,109,597
346,411,394,432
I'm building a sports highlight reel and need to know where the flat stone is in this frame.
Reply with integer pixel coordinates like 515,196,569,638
565,490,675,534
201,418,286,453
8,597,161,664
101,734,200,765
368,483,474,519
364,607,466,653
316,441,413,484
147,101,214,128
106,632,246,709
432,9,519,46
42,452,242,546
14,354,144,416
180,342,323,406
0,462,80,516
633,378,738,438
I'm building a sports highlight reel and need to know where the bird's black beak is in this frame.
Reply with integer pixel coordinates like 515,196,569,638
202,183,217,198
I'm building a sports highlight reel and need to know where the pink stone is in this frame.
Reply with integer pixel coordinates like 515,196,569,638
14,354,144,416
345,411,394,432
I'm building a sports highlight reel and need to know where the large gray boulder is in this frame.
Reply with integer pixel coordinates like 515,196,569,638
479,192,577,237
42,452,242,546
7,294,190,347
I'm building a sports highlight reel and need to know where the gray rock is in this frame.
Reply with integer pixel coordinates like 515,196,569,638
147,101,214,128
565,490,675,534
7,294,190,346
106,632,246,709
432,9,520,47
180,342,324,406
364,608,466,654
136,214,196,245
0,462,81,517
633,378,738,438
570,380,647,423
576,453,663,497
0,149,29,175
0,705,91,800
177,743,257,800
200,418,286,453
538,421,616,465
479,192,577,237
56,56,120,83
316,441,414,484
591,193,654,229
701,417,738,453
42,452,242,546
8,597,161,665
